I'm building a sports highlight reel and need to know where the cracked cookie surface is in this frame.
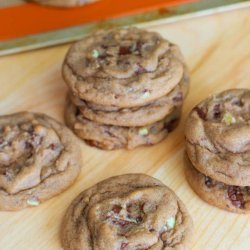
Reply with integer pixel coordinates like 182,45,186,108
65,97,181,150
69,72,188,127
61,174,193,250
185,89,250,186
0,112,81,211
62,28,184,107
185,155,250,213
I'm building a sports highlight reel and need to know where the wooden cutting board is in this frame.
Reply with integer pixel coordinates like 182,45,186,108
0,7,250,250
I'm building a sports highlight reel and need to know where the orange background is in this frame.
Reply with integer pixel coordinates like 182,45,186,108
0,0,197,41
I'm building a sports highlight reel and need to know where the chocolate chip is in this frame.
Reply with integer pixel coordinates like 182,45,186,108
120,242,128,249
25,141,32,149
101,44,108,49
136,216,143,223
204,176,213,188
227,186,245,209
164,117,179,133
119,46,131,55
213,104,221,119
98,54,108,60
173,92,183,102
0,137,4,145
149,228,155,232
112,205,122,214
75,107,81,117
194,107,207,121
49,144,56,150
112,220,130,227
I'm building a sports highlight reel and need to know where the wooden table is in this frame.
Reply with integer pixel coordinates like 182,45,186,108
0,7,250,250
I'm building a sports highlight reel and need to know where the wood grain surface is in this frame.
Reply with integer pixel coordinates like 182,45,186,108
0,7,250,250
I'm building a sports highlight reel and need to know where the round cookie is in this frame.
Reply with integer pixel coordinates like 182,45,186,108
185,155,250,213
185,89,250,186
62,28,184,107
65,98,181,150
69,67,189,113
29,0,98,7
0,112,81,211
61,174,193,250
70,73,188,127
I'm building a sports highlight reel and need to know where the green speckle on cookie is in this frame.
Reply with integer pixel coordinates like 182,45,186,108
222,112,236,125
27,197,40,206
130,42,137,52
139,127,148,136
92,49,99,58
141,91,150,99
166,217,176,230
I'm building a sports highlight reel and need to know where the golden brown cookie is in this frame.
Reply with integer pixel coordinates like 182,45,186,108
185,89,250,186
69,72,188,127
62,28,185,107
0,112,81,211
185,155,250,213
65,97,181,150
61,174,193,250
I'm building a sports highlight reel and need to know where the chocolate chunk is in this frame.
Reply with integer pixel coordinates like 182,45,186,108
194,107,207,120
112,205,122,214
173,92,183,102
136,216,143,223
112,220,130,227
119,46,131,55
204,176,213,188
227,186,245,209
164,117,179,133
120,242,128,249
213,104,221,119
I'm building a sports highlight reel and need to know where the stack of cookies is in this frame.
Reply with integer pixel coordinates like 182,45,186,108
63,27,189,150
185,89,250,213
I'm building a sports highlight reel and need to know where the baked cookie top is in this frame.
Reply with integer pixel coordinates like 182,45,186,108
69,73,188,127
185,89,250,185
65,98,181,150
61,174,193,249
63,28,184,107
0,112,81,211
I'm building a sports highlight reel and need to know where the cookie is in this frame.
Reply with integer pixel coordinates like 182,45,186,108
61,174,193,250
69,73,188,127
0,112,81,211
62,28,184,107
65,97,181,150
29,0,98,7
185,89,250,186
185,155,250,213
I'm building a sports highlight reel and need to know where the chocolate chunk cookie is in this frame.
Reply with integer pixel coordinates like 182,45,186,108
29,0,98,7
62,28,184,107
185,155,250,213
61,174,193,250
0,112,81,211
69,73,188,127
65,97,181,150
185,89,250,186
